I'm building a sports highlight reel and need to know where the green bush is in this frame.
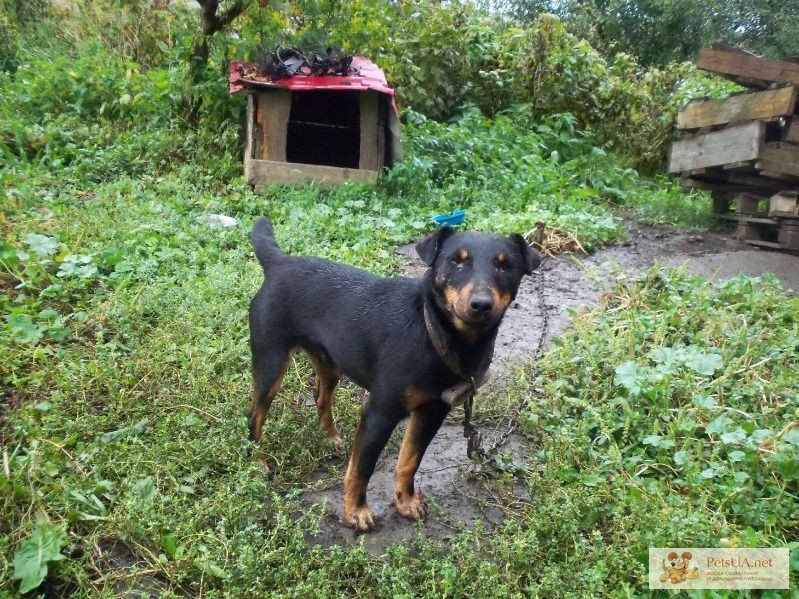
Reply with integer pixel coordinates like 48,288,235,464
4,1,740,174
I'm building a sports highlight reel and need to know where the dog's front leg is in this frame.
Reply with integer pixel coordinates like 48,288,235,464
394,401,449,520
343,403,402,531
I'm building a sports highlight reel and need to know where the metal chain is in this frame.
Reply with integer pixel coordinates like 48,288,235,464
464,264,548,462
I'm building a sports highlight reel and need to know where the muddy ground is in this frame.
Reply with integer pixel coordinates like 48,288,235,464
302,222,798,552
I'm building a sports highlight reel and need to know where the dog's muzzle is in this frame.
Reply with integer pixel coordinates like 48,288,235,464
464,287,497,324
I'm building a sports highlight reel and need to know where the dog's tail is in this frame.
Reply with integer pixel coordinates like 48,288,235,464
251,217,283,270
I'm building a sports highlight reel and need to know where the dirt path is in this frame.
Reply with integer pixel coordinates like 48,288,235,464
302,223,798,551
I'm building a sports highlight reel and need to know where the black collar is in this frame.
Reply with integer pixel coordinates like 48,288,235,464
423,300,493,405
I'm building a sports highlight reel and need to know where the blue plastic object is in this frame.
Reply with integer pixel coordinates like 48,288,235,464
432,209,465,227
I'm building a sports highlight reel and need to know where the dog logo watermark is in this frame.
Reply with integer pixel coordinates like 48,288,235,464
659,551,701,584
649,548,789,590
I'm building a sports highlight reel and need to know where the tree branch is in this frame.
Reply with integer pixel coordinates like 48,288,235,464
217,0,248,30
197,0,249,36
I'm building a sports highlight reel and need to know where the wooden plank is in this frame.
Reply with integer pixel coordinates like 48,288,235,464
742,216,779,225
677,87,797,130
244,94,255,161
359,91,379,171
387,103,403,164
769,191,799,215
784,118,799,144
778,227,799,250
246,159,378,187
681,177,748,193
377,95,387,170
256,89,292,161
725,172,796,191
744,239,785,249
698,47,799,87
756,162,799,181
723,160,756,171
758,142,799,177
680,170,793,195
669,121,764,172
734,192,767,215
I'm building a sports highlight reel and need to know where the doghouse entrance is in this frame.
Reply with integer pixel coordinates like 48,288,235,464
286,90,361,169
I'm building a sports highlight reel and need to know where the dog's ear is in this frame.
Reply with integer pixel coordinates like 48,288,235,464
416,226,456,266
508,233,541,275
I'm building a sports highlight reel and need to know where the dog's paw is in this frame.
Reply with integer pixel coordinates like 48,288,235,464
394,491,428,520
250,448,271,475
344,504,376,531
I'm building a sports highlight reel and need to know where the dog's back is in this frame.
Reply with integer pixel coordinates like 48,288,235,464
249,218,421,389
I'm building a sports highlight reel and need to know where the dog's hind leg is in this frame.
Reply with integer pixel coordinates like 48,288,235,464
306,349,342,447
248,348,290,445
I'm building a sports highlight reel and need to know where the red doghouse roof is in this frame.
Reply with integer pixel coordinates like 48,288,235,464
229,56,395,96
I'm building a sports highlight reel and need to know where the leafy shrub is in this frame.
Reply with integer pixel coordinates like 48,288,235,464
387,106,708,247
0,39,244,184
0,0,48,72
0,230,131,387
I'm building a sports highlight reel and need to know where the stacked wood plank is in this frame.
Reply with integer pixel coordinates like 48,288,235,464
668,46,799,251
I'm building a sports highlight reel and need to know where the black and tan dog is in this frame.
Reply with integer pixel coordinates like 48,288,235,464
248,218,540,531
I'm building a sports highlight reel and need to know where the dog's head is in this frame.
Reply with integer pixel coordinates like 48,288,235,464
417,226,541,337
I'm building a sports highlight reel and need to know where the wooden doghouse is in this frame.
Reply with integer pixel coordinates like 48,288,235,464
230,57,402,189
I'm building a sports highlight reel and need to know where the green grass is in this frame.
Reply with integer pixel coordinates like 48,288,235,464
1,36,796,597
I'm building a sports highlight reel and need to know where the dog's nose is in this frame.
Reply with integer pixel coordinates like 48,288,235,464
469,291,494,313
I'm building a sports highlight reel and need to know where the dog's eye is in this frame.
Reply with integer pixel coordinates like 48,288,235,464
450,250,469,267
495,255,510,271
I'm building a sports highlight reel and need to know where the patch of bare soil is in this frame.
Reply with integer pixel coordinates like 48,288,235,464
302,222,798,552
87,539,165,597
302,422,518,553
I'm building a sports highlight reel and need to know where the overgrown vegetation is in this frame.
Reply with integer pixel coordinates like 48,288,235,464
268,2,740,172
1,0,797,596
537,269,799,539
502,0,799,66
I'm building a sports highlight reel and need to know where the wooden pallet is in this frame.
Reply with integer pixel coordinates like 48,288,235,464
671,48,799,193
734,192,768,216
670,122,799,176
697,46,799,88
738,215,799,251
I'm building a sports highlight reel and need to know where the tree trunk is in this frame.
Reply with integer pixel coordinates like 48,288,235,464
184,0,250,122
